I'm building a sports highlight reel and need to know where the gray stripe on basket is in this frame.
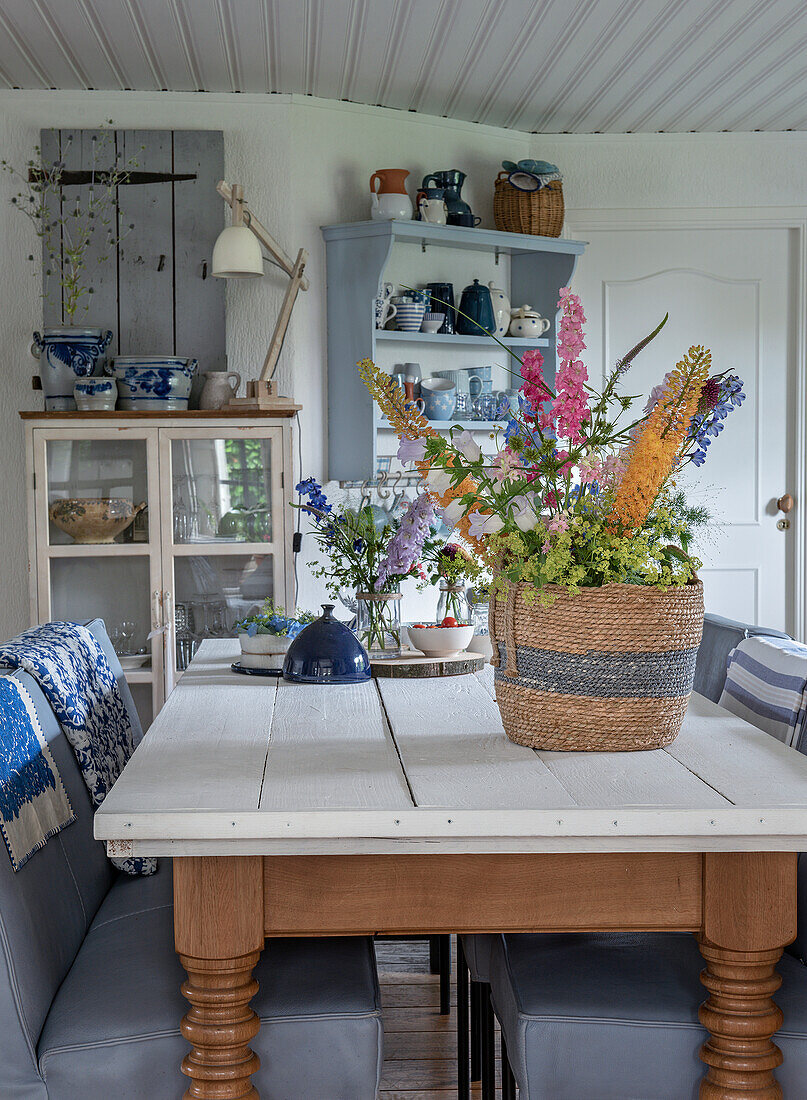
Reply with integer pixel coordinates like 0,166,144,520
494,644,699,698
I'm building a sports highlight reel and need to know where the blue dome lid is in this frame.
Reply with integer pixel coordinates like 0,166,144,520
282,604,371,684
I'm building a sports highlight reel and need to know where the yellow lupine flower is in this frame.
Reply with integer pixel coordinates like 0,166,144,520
609,346,711,534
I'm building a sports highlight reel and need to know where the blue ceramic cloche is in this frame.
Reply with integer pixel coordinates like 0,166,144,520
282,604,371,684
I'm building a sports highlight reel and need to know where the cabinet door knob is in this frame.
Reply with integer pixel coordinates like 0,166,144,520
777,493,794,514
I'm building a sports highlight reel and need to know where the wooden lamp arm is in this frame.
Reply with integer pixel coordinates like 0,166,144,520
216,180,310,292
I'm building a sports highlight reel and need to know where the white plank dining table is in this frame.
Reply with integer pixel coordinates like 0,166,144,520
95,638,807,1100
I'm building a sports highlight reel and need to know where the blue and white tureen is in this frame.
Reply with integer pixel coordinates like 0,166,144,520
106,356,198,411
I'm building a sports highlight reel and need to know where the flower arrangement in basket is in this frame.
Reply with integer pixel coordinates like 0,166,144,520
358,288,745,751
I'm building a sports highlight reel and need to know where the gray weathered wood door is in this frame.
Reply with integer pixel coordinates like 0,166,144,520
40,128,225,394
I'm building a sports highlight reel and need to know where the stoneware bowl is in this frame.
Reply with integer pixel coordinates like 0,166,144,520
406,624,475,658
238,633,292,669
73,378,116,411
49,498,146,544
106,356,198,411
421,312,445,334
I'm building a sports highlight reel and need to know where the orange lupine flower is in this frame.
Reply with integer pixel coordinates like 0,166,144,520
357,358,483,546
609,345,711,534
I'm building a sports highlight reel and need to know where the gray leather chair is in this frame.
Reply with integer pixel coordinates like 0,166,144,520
486,613,804,1099
0,620,383,1100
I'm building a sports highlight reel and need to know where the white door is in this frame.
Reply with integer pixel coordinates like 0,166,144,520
568,226,798,635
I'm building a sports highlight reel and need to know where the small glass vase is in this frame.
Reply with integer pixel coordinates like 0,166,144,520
436,582,470,624
356,590,402,659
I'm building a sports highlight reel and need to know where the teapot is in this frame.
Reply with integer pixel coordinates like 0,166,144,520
456,279,496,336
508,305,551,339
488,281,511,338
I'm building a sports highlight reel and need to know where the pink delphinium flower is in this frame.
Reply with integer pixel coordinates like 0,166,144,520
577,453,603,485
519,348,551,415
547,514,569,534
552,288,590,444
491,448,520,483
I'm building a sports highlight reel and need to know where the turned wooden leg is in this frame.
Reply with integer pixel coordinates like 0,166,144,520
180,951,261,1099
175,857,264,1100
698,853,797,1100
698,940,784,1099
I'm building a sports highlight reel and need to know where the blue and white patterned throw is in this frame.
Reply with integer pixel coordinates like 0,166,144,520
0,622,155,876
719,635,807,750
0,674,74,871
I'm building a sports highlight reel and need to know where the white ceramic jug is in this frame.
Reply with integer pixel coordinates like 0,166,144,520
370,192,413,221
488,281,511,338
199,370,241,410
418,196,448,225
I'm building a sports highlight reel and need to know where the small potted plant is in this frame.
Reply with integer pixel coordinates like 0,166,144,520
234,600,315,669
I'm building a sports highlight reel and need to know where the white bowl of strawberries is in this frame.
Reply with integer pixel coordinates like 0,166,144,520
406,617,475,659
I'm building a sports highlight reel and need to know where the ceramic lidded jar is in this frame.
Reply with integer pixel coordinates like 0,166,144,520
508,306,551,339
282,604,371,684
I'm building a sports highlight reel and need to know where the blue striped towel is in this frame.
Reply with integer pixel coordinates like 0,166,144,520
719,635,807,749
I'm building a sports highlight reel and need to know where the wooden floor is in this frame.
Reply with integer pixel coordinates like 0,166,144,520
376,938,507,1099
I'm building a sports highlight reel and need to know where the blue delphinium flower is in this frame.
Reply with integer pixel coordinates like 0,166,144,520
688,373,744,467
295,477,331,523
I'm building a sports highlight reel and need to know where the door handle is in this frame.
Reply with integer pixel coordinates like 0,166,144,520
777,494,794,514
163,590,174,630
151,590,162,632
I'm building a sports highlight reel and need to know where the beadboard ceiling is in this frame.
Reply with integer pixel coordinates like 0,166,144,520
1,0,807,132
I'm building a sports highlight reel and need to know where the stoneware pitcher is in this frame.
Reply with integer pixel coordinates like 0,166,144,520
369,168,412,221
199,370,241,410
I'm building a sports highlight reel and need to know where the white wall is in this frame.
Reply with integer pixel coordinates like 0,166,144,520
1,89,806,636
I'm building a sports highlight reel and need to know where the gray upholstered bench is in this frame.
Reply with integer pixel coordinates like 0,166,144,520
0,620,382,1100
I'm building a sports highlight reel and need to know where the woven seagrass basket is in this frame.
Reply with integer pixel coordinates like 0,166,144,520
489,580,704,751
493,172,564,237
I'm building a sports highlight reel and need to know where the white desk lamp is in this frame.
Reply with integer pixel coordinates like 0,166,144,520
212,180,307,411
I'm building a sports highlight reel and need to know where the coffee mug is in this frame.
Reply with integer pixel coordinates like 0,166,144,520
374,296,398,329
450,213,482,228
406,398,425,414
396,303,426,332
421,376,456,421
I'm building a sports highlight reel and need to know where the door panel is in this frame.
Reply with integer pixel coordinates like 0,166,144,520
569,227,795,633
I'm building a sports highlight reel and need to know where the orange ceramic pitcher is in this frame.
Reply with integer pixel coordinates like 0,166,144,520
369,168,410,195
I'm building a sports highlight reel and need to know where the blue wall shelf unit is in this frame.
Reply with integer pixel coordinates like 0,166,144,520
321,219,586,481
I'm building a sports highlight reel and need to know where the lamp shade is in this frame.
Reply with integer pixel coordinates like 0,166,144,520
211,225,264,278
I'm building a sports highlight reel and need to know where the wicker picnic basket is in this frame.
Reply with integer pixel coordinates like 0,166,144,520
493,172,564,237
489,580,704,751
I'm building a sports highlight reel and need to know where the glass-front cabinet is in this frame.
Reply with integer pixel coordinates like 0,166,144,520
24,414,295,728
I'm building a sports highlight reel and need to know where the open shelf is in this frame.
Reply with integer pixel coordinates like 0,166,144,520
123,668,153,684
375,329,549,348
47,542,152,557
377,418,506,432
322,219,586,258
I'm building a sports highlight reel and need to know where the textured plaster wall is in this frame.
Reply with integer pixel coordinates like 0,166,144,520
0,90,806,635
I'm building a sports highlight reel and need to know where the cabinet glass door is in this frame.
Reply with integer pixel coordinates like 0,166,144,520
33,428,164,729
160,426,291,693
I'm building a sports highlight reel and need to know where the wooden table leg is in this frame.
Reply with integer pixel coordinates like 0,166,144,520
698,853,797,1100
174,856,264,1100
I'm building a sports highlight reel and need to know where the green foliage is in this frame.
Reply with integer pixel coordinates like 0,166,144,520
2,123,139,318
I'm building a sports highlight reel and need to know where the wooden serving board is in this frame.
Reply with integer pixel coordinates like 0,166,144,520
371,651,485,679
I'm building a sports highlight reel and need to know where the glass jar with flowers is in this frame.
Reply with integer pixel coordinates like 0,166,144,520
294,479,439,660
422,541,473,624
359,287,745,751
